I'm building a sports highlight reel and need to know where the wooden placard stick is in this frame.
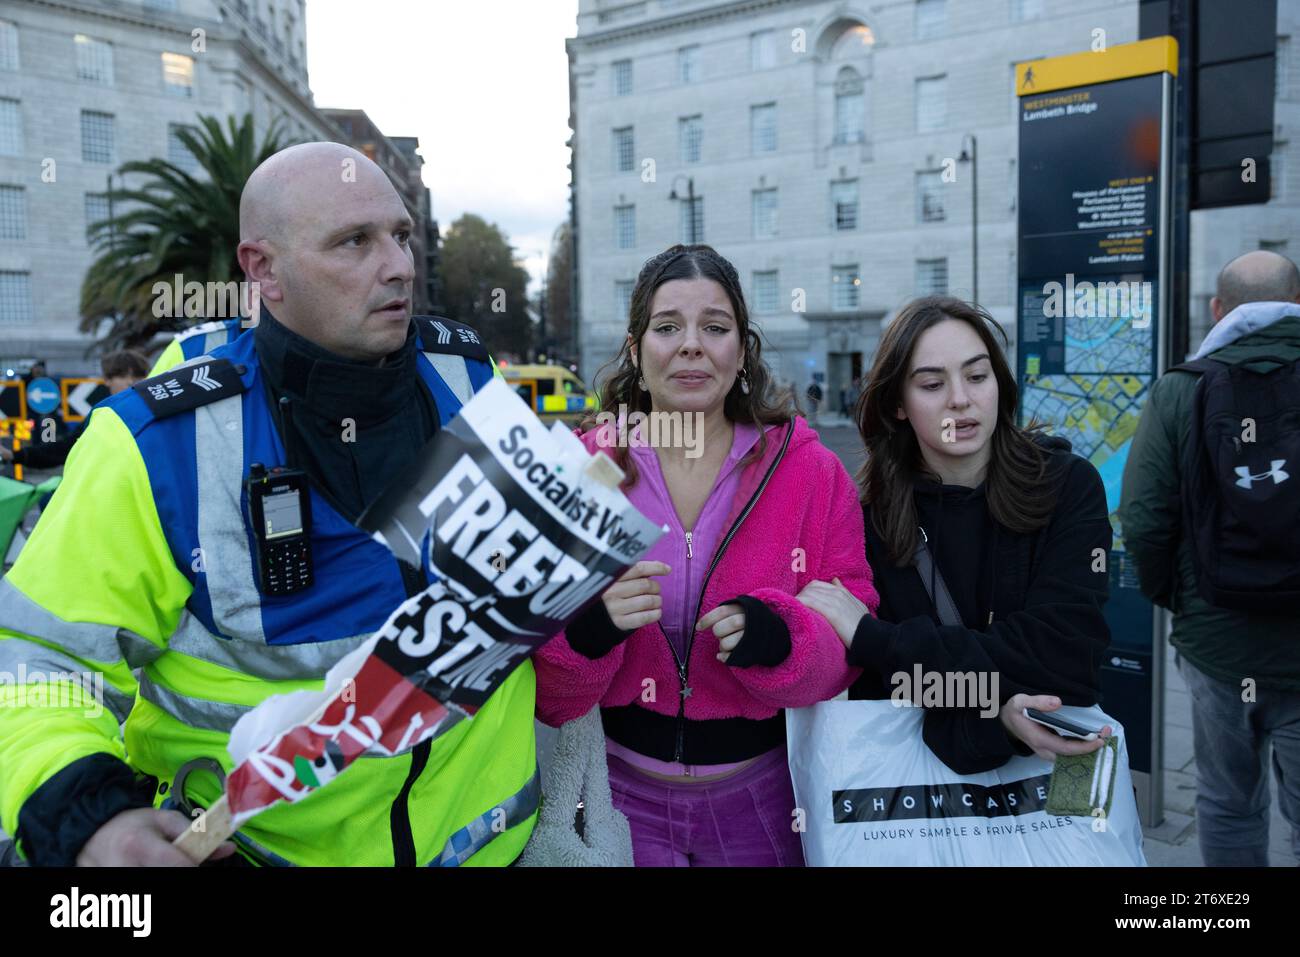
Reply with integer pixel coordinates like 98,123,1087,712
174,451,626,863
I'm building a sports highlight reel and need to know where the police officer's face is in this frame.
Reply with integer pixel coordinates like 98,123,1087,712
274,166,416,362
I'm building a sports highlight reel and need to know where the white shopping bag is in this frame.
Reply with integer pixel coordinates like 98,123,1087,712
787,701,1146,866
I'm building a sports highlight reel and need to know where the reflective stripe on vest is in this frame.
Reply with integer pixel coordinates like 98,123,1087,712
212,768,542,867
421,352,474,406
193,386,269,642
167,610,371,682
0,578,161,721
175,321,239,363
138,670,251,732
433,768,541,866
203,326,233,355
0,579,163,670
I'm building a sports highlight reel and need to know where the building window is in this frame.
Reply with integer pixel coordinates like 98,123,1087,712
615,280,634,320
0,98,20,156
679,45,700,84
85,192,110,242
612,59,632,96
168,123,201,174
831,24,876,60
75,35,114,85
0,271,33,323
162,52,194,97
1271,149,1285,201
0,20,19,72
679,196,704,244
0,185,24,240
753,271,779,314
832,265,861,311
915,0,946,41
915,75,947,133
831,179,859,230
916,258,949,296
834,67,865,145
751,103,777,154
679,115,702,164
1260,239,1289,254
80,110,115,164
614,204,635,249
751,29,776,70
1278,38,1290,101
917,170,946,222
752,188,778,239
612,126,634,172
1011,0,1044,21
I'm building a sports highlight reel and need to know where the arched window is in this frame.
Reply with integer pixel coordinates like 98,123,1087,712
830,24,875,61
834,67,865,144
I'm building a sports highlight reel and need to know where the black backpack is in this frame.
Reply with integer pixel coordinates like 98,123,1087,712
1173,354,1300,612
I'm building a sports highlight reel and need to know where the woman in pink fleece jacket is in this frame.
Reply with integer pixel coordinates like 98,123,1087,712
534,245,877,866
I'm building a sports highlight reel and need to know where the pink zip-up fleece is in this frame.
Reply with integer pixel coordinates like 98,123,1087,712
534,415,879,732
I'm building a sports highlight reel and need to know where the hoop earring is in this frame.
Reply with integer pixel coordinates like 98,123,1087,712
738,368,750,395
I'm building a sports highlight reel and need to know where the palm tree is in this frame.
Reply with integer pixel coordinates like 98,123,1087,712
80,113,291,350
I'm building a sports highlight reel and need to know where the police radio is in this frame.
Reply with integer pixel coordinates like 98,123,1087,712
245,462,314,596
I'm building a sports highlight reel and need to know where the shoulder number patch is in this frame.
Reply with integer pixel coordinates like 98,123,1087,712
415,316,489,362
133,358,247,417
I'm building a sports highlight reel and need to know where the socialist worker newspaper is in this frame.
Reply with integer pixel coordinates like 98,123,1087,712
218,378,664,831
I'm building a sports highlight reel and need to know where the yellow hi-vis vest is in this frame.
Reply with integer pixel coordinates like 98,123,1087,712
0,327,536,865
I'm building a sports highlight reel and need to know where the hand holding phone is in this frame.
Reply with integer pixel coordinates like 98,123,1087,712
1022,707,1106,741
999,693,1111,762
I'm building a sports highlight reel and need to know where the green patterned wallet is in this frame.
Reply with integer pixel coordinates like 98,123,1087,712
1045,736,1120,817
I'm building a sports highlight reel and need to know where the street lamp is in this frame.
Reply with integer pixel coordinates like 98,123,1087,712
957,133,978,304
668,174,697,244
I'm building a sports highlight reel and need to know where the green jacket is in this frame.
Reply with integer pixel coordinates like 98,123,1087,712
1119,312,1300,690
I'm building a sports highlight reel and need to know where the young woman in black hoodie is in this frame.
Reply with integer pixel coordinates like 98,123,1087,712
798,296,1114,772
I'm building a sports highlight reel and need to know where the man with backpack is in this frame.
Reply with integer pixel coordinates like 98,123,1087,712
1121,249,1300,867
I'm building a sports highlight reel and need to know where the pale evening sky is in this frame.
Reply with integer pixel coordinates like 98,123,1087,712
305,0,581,292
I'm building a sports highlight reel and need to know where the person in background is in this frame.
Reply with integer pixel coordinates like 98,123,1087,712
533,244,876,867
1,350,151,471
796,296,1114,773
1121,250,1300,867
805,379,823,425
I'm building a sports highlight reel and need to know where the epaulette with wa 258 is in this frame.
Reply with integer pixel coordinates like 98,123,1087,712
415,316,490,363
131,358,248,418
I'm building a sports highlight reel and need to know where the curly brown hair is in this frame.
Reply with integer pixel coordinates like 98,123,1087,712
584,244,796,488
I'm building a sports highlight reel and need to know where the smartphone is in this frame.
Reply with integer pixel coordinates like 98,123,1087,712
1022,707,1104,741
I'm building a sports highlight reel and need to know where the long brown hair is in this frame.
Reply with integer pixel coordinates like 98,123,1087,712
856,296,1062,566
584,244,796,488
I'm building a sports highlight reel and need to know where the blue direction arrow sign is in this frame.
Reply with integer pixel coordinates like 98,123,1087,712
26,377,60,415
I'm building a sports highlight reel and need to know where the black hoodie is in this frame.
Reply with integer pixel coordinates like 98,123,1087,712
847,436,1113,773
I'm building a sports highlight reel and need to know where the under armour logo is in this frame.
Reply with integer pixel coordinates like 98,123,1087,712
457,328,480,344
191,365,220,391
430,320,452,345
1234,459,1290,489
